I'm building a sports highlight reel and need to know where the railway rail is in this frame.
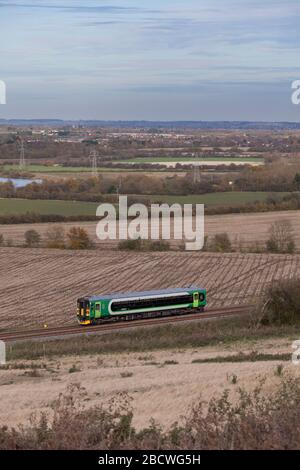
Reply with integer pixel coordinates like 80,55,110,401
0,305,251,343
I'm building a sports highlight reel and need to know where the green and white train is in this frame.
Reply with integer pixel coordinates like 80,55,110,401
77,287,206,325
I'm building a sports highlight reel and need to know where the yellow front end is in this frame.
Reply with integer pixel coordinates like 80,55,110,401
77,299,92,326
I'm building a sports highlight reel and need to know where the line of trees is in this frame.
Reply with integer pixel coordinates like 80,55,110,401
21,227,94,250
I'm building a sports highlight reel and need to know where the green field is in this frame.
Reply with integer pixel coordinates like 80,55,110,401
3,157,263,174
0,192,291,217
117,156,264,164
2,164,175,174
3,164,112,173
0,199,99,216
147,192,290,206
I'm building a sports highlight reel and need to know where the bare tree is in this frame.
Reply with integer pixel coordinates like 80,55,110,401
46,226,66,249
24,229,41,248
266,219,295,253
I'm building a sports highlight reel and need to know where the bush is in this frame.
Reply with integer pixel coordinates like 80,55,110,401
66,227,94,250
209,233,233,252
46,226,66,249
24,229,41,247
258,278,300,325
118,238,143,251
118,238,170,251
266,219,296,254
146,240,170,251
6,238,13,247
2,378,300,449
0,234,4,246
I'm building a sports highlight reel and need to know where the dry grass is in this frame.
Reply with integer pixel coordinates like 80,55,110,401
6,314,300,361
1,375,300,449
0,336,300,435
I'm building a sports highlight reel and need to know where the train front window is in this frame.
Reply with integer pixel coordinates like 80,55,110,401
78,299,89,316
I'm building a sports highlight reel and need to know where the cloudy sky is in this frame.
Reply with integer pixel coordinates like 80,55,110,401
0,0,299,120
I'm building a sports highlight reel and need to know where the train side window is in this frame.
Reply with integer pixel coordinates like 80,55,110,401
96,303,101,311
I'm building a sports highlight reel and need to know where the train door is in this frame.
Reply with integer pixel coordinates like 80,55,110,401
95,302,101,319
193,292,199,308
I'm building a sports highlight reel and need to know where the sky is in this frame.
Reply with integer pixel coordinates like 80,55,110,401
0,0,300,121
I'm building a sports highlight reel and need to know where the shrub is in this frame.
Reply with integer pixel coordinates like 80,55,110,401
146,240,170,251
66,227,93,250
6,238,14,247
266,219,295,254
275,364,284,377
0,234,4,246
258,278,300,325
46,226,66,249
68,364,81,374
2,379,300,449
118,238,142,251
120,372,133,378
118,238,170,251
24,229,41,247
210,233,233,252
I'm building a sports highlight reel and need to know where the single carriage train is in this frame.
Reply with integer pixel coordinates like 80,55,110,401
77,287,206,325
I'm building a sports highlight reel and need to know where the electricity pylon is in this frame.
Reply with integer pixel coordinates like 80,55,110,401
17,137,26,169
89,149,99,176
193,163,201,184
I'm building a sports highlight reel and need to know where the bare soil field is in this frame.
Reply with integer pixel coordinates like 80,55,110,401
0,248,300,329
0,339,298,430
1,209,300,250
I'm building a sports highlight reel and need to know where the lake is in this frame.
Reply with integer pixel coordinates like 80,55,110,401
0,177,42,188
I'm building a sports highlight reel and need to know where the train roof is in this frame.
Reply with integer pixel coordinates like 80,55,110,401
84,287,205,301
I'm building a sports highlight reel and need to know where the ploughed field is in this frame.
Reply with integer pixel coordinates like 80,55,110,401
0,248,299,329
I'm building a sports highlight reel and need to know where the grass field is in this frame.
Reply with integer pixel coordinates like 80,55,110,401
148,192,290,206
3,164,136,173
3,158,263,174
0,199,99,216
117,156,264,164
0,192,290,216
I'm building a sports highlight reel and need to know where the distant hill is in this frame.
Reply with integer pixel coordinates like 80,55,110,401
1,119,300,130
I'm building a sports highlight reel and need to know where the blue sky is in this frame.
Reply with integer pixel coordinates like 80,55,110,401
0,0,299,120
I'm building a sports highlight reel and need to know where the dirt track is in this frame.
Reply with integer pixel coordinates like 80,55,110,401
0,247,300,329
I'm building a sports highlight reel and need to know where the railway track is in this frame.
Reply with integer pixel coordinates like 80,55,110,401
0,305,251,343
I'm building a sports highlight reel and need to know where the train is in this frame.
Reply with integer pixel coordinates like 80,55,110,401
77,287,206,325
